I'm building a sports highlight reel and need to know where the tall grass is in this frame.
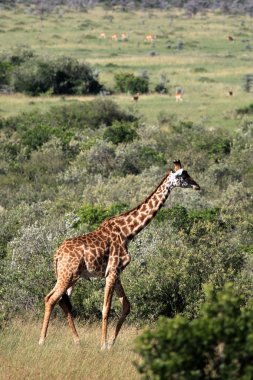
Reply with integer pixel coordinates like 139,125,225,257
0,318,140,380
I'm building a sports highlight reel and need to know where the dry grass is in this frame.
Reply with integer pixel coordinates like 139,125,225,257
0,319,141,380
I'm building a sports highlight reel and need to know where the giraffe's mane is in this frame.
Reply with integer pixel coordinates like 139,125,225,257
109,170,171,220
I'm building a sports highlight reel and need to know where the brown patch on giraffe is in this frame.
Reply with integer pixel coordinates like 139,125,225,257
138,214,146,223
140,204,147,212
122,226,129,235
148,199,154,208
126,216,133,224
131,219,139,228
117,219,126,226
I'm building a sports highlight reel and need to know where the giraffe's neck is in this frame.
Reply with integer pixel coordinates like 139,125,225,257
114,172,174,239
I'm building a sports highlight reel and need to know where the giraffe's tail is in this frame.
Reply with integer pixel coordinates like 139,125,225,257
53,254,58,278
43,255,59,302
44,287,57,302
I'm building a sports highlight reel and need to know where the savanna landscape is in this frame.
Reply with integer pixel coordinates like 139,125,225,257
0,1,253,379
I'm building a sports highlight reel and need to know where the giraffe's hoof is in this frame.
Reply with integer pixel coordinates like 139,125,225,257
74,337,81,345
39,338,45,346
100,343,107,351
107,339,115,350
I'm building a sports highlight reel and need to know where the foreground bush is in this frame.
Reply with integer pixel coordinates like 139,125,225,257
136,283,253,380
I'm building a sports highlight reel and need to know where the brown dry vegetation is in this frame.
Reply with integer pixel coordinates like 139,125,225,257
0,319,140,380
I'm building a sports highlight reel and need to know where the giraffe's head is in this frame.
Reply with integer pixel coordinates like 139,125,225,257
169,160,200,190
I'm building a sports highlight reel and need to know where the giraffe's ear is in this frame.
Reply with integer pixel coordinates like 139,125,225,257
173,159,182,171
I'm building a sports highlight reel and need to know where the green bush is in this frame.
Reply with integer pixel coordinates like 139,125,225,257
155,205,221,234
236,103,253,115
136,283,253,380
13,59,53,95
5,45,35,66
76,203,128,229
103,121,138,144
13,56,102,95
20,124,53,152
2,99,136,156
0,60,12,86
114,72,149,94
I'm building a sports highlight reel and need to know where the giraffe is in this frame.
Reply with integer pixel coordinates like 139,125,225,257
39,160,200,350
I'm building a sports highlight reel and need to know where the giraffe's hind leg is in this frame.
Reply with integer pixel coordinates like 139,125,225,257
108,279,130,348
59,292,80,345
39,280,71,345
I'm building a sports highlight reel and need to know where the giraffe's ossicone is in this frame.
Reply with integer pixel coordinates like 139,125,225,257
39,160,200,349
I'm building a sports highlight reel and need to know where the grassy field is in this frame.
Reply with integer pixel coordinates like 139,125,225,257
0,6,253,128
0,319,140,380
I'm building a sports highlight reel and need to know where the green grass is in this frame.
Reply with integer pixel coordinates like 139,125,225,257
0,6,253,129
0,319,140,380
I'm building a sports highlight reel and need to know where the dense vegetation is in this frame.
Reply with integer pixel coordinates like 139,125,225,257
0,96,252,326
136,284,253,379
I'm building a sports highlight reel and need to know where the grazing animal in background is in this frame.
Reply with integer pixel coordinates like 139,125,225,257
121,33,128,41
228,89,233,96
144,34,155,42
39,160,200,350
175,87,183,102
111,34,118,41
99,32,106,39
228,35,234,41
133,92,140,102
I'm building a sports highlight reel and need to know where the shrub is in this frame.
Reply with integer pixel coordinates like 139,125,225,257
114,143,167,176
13,59,53,95
20,124,53,152
236,103,253,115
103,121,138,144
0,60,12,86
6,45,35,66
114,72,149,94
2,99,136,156
51,56,102,95
155,205,220,233
136,283,253,380
155,73,170,94
76,203,128,230
123,217,246,323
13,56,102,95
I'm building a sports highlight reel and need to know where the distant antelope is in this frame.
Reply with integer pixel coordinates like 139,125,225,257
144,34,155,42
99,32,106,39
111,34,118,41
228,89,233,96
228,35,234,41
175,87,183,102
133,93,140,102
121,33,128,41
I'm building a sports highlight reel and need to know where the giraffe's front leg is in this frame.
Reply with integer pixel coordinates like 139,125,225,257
101,271,117,350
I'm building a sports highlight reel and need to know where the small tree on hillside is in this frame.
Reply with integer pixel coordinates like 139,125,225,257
114,72,149,94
